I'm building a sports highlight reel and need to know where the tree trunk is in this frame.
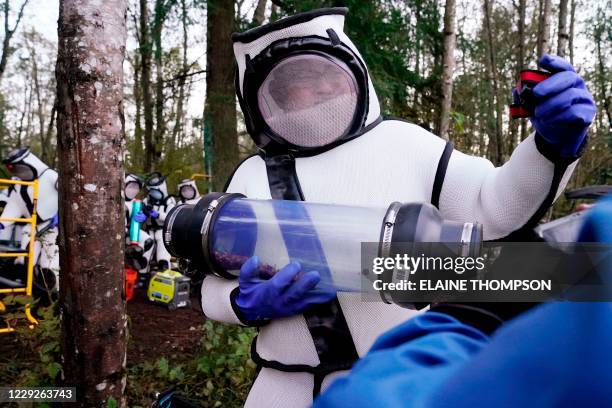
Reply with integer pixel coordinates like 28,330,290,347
595,18,612,128
133,54,144,169
31,51,48,162
557,0,569,57
0,0,28,83
516,0,528,141
438,0,456,140
45,98,57,166
139,0,154,172
414,1,421,106
569,0,576,65
483,0,503,165
16,79,30,147
56,0,128,406
171,0,188,148
536,0,552,59
152,0,168,167
253,0,266,25
205,0,238,190
270,3,278,21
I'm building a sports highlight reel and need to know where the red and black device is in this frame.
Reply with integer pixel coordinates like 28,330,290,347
509,69,552,119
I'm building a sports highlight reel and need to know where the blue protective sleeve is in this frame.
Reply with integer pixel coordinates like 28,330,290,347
314,312,490,408
316,303,612,408
425,302,612,408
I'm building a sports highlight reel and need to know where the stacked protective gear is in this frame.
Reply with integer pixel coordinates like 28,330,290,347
143,172,175,271
177,178,201,205
0,147,59,290
200,8,590,407
124,173,154,277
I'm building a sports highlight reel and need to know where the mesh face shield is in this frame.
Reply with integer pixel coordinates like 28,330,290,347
7,163,36,181
257,54,359,148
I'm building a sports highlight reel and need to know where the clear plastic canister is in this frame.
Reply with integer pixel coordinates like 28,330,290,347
209,197,388,292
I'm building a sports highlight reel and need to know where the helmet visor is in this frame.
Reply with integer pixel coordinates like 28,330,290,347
257,54,359,148
125,181,141,200
180,185,196,200
148,188,163,201
8,163,35,181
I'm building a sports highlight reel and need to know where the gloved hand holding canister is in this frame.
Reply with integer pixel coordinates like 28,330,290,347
133,211,147,223
233,256,336,322
531,54,597,157
144,205,159,219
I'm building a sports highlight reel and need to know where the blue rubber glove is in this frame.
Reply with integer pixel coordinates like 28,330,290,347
531,54,596,157
133,211,147,223
235,256,336,321
51,214,58,227
149,209,159,219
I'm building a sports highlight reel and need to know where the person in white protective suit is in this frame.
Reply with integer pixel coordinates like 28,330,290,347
124,173,154,280
0,147,59,290
143,172,176,271
0,181,23,245
200,8,594,407
177,178,201,205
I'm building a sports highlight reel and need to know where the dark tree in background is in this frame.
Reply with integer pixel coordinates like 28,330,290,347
0,0,28,83
205,0,239,190
56,0,128,406
537,0,552,59
438,0,456,140
139,0,155,172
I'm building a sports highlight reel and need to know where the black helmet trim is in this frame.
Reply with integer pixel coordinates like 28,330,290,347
145,172,166,187
239,35,369,154
126,173,144,188
231,7,348,43
3,147,30,164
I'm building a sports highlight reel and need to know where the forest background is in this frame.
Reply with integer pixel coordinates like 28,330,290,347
0,0,609,208
0,0,610,406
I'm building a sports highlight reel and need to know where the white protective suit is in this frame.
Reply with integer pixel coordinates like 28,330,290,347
143,172,176,270
0,184,22,244
0,148,59,289
177,178,201,205
124,173,154,275
200,8,580,407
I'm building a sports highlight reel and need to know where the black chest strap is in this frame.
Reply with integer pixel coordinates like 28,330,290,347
19,185,34,215
263,153,359,397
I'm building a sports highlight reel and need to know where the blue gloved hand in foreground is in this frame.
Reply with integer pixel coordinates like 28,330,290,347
531,54,596,157
578,195,612,244
133,211,147,223
235,256,336,322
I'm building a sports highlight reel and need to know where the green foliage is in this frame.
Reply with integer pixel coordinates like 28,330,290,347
126,320,256,407
107,396,118,408
0,300,61,388
1,297,256,407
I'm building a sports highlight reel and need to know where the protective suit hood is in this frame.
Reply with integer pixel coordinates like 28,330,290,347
177,178,200,202
232,7,381,153
145,172,169,203
3,147,50,180
125,173,143,202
